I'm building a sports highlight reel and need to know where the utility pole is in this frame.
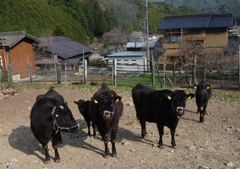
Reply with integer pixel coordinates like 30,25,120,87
146,0,150,69
145,0,154,87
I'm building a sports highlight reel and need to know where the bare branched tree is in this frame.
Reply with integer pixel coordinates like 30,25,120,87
178,39,238,88
100,28,142,52
202,47,238,88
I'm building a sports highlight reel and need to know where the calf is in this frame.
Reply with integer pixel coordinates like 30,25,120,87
30,89,79,163
89,83,123,158
132,83,194,148
194,80,212,123
74,99,96,136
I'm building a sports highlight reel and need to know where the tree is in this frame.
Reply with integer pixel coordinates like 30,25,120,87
53,26,65,36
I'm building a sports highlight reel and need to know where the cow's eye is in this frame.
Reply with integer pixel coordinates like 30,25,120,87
63,114,71,120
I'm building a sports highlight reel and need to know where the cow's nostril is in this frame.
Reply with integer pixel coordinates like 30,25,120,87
176,107,184,112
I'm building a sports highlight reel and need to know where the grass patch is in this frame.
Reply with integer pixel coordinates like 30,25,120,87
212,90,240,102
103,73,170,89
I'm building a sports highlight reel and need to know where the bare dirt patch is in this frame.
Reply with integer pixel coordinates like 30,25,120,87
0,86,240,169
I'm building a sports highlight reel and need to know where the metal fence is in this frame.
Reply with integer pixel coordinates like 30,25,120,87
2,60,239,90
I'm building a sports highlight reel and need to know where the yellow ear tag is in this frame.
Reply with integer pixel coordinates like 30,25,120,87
167,96,172,100
187,96,191,100
94,100,98,104
56,114,58,118
206,86,210,89
115,98,119,103
194,86,197,89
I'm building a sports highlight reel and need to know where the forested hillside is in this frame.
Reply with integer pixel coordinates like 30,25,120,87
0,0,200,44
0,0,113,44
151,0,240,25
202,0,240,25
98,0,200,34
163,0,227,10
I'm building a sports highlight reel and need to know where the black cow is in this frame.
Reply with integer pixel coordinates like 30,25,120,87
74,99,96,137
132,83,194,148
30,89,79,163
89,83,123,158
131,83,156,137
194,80,212,123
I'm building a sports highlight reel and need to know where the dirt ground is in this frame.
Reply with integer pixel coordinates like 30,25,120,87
0,85,240,169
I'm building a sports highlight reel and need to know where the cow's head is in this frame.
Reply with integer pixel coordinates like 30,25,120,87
42,100,79,134
74,99,89,115
164,90,194,116
93,92,121,120
194,81,211,97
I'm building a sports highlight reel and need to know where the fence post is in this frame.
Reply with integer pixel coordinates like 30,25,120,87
8,64,12,83
112,59,117,86
0,69,1,83
28,62,33,84
56,63,61,84
83,59,87,85
238,44,240,91
151,51,155,88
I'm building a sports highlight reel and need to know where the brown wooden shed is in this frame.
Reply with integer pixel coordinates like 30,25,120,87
0,31,42,80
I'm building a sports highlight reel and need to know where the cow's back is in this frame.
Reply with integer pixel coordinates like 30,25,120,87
132,84,157,122
37,89,64,102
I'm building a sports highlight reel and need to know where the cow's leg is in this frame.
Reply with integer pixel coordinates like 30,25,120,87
42,143,51,164
170,129,176,148
86,120,91,136
110,128,117,157
92,121,96,137
140,119,147,138
157,124,164,148
52,133,61,163
196,106,201,114
200,106,207,123
102,134,110,158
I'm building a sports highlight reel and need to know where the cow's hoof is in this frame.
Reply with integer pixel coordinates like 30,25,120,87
44,159,51,164
54,158,61,163
172,145,177,149
103,154,109,158
112,153,117,157
158,144,164,149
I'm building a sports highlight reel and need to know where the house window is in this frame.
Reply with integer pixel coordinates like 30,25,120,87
170,34,182,43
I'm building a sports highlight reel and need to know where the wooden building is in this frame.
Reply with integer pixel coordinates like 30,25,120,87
0,31,42,80
158,13,234,70
35,36,94,69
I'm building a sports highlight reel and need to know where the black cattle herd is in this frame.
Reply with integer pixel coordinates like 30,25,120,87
30,81,212,163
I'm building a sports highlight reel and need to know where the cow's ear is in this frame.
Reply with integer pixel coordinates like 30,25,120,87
187,93,195,100
94,99,98,104
206,85,210,89
115,96,122,103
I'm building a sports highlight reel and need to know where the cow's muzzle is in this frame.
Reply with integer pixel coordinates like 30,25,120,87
176,107,185,116
101,110,114,119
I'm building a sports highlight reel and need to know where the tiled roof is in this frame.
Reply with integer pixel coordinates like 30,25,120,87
0,31,42,48
158,14,234,30
39,36,94,59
